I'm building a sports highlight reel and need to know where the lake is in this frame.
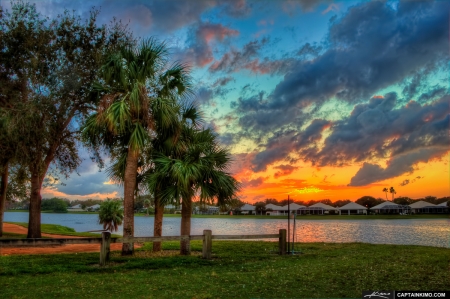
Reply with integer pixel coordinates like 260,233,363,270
4,212,450,248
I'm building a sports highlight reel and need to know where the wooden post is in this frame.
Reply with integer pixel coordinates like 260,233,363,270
202,230,212,259
279,229,286,255
100,231,111,266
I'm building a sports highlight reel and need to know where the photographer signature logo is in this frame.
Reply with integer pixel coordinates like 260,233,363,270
363,291,392,299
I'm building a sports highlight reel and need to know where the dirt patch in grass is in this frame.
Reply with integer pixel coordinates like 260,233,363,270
0,223,142,255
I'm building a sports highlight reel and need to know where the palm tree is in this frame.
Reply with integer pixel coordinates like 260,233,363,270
98,199,124,232
148,127,239,255
145,102,202,252
389,187,396,200
82,38,191,255
382,187,389,200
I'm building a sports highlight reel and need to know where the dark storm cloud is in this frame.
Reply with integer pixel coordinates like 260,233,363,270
348,147,446,186
241,177,264,188
270,1,448,110
250,117,331,172
274,164,296,178
302,93,449,167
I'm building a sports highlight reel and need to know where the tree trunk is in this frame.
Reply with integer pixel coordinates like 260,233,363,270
180,196,192,255
0,161,9,237
152,193,163,252
122,149,139,255
27,170,42,238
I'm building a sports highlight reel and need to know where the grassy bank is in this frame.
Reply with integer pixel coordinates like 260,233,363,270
0,241,448,298
2,222,114,238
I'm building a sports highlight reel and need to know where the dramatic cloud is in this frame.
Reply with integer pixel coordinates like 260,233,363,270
302,93,449,165
400,179,409,186
348,147,446,186
176,21,239,67
271,1,448,110
274,165,297,178
209,38,293,74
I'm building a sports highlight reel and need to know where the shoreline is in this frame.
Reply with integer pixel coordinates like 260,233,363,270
6,210,450,220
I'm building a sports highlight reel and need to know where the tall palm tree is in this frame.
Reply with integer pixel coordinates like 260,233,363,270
148,127,239,255
389,187,396,200
382,187,389,200
98,199,124,232
82,38,191,255
145,102,202,252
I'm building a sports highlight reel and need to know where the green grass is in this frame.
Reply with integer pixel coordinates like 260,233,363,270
3,222,120,238
0,241,448,298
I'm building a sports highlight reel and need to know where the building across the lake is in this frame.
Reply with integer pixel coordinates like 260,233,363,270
409,201,448,214
337,202,367,215
240,204,256,215
298,202,338,215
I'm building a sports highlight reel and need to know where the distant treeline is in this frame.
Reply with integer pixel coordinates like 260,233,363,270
7,195,449,213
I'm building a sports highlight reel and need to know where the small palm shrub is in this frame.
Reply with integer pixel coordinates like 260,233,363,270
98,199,124,232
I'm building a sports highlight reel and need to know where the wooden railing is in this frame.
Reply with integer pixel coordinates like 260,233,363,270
0,229,287,266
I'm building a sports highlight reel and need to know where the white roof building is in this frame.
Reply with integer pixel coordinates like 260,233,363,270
69,204,82,209
437,201,448,207
265,204,284,211
371,201,398,210
308,202,337,210
409,201,436,209
337,202,367,215
281,203,306,210
89,204,101,211
240,204,255,211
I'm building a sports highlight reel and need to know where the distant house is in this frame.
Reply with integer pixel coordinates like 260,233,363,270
68,204,84,212
193,205,219,215
240,204,255,215
264,203,305,216
337,202,367,215
409,201,447,214
298,202,337,215
265,204,285,216
88,204,101,212
370,201,410,214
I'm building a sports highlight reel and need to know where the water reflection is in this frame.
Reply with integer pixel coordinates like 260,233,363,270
4,212,449,248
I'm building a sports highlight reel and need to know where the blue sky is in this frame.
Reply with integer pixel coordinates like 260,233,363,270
5,0,448,202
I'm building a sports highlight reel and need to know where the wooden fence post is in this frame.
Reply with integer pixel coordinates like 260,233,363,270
279,229,286,255
100,231,111,266
202,230,212,259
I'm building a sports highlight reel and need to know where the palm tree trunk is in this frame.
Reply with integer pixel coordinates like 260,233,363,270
28,169,42,238
180,196,192,255
0,160,9,237
122,149,139,255
152,192,163,252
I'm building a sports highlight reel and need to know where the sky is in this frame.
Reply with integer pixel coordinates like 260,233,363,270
4,0,449,203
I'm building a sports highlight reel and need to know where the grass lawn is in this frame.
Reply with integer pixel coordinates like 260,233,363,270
0,240,448,298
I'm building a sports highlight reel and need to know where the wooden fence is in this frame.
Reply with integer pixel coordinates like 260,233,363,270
0,229,287,266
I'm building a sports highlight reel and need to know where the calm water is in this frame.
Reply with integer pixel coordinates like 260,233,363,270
4,212,450,248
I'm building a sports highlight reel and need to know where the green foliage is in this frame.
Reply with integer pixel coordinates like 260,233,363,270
98,199,124,232
355,196,383,209
41,197,68,213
